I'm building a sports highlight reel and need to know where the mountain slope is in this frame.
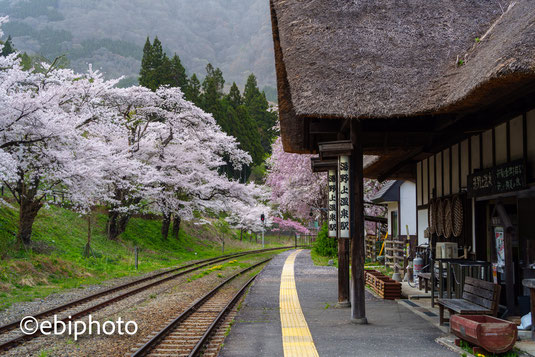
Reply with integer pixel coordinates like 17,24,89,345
0,0,276,89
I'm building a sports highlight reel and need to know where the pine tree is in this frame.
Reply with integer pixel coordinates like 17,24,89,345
243,73,278,155
1,35,15,57
169,54,188,90
227,82,242,108
20,52,32,70
139,36,168,91
243,74,261,107
185,73,201,106
139,37,154,89
201,63,225,114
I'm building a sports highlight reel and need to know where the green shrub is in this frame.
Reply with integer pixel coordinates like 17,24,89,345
312,223,337,257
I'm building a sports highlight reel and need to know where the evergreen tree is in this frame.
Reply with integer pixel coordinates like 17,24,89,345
139,37,154,89
1,35,15,57
243,74,278,155
139,36,168,91
20,52,32,70
243,74,261,107
185,73,201,106
201,63,224,114
227,82,242,108
169,54,188,90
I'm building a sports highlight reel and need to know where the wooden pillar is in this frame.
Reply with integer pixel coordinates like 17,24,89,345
350,119,367,324
504,227,515,314
338,238,350,307
496,203,515,315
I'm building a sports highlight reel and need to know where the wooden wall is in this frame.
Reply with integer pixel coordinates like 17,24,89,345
417,110,535,207
416,109,535,250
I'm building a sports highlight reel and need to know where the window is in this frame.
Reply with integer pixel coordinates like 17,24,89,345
391,211,398,237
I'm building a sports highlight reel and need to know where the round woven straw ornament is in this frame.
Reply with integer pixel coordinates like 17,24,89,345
429,199,436,234
436,198,444,237
444,198,452,239
452,194,463,237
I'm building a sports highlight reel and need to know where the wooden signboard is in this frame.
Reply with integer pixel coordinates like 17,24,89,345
328,169,337,238
338,155,350,238
468,160,526,198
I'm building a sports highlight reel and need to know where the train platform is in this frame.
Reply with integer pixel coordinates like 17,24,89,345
220,249,457,357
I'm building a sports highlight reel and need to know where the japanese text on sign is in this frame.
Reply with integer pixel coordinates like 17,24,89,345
338,156,350,238
468,160,526,198
328,169,337,238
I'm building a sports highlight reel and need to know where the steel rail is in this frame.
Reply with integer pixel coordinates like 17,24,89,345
131,258,270,357
0,245,295,335
189,273,257,357
0,246,294,352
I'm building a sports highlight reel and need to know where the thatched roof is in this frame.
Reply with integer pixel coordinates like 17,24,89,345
271,0,535,154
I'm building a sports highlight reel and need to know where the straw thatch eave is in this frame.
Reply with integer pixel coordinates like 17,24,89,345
271,0,535,156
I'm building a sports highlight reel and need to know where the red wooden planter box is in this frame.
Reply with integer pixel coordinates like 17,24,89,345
450,315,517,354
364,270,401,300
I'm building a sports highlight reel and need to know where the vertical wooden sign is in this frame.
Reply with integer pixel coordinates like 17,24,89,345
328,169,337,238
339,155,350,238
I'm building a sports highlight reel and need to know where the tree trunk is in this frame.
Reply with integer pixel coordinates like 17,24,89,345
107,211,131,240
161,213,171,239
18,196,42,246
240,228,243,241
172,215,181,240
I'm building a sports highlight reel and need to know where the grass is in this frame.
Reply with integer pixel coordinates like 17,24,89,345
0,199,292,311
310,249,338,268
364,261,394,276
458,339,519,357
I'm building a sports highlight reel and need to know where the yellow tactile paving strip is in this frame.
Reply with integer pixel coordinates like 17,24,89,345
279,250,320,357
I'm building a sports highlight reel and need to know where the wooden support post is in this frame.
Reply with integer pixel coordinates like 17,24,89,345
338,238,350,307
350,120,367,324
497,203,516,315
447,262,452,299
504,227,515,314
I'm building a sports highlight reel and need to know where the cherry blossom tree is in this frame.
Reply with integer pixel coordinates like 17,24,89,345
266,137,327,222
0,18,260,245
225,199,272,242
97,85,253,239
266,137,386,234
272,216,310,234
0,21,121,245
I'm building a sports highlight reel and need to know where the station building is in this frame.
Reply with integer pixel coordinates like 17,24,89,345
269,0,535,317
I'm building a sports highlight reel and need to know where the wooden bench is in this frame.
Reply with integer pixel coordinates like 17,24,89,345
418,272,431,293
437,276,501,326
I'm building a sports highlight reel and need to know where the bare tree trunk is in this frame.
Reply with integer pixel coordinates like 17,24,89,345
107,211,131,240
240,228,243,241
106,189,138,240
172,215,181,240
107,211,120,240
161,212,171,239
18,196,42,246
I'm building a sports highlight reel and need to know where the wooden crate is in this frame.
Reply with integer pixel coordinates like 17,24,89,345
365,269,402,300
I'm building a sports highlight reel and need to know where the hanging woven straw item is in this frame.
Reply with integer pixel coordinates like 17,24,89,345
436,198,444,237
444,198,453,239
452,194,464,237
429,199,436,234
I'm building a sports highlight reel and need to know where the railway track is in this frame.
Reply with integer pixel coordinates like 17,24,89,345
131,258,269,357
0,246,293,352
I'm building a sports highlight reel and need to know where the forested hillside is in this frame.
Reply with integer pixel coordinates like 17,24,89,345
0,0,276,95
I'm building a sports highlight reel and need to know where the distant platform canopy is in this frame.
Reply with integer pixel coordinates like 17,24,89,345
270,0,535,179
